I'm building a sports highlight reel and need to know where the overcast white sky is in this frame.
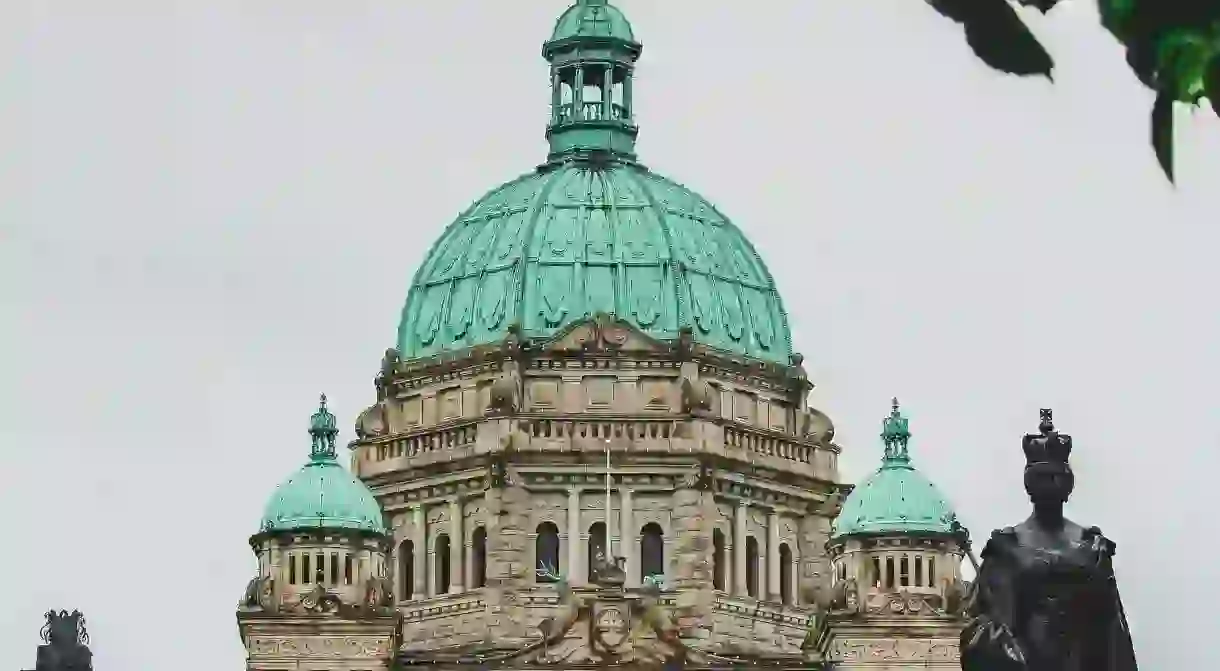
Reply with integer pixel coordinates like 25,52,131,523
2,1,1217,668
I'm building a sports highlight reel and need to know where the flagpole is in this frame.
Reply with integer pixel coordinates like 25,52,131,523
605,437,612,562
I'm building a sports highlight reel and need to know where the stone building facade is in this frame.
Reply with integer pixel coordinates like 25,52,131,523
235,1,971,669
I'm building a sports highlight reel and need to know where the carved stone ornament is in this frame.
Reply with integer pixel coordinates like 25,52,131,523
238,575,277,613
800,407,835,446
672,325,695,361
829,637,961,663
379,348,400,379
294,584,343,614
354,401,388,439
362,574,395,613
680,377,714,416
864,589,942,616
487,364,523,416
829,578,860,613
35,610,93,671
248,636,389,659
942,576,968,616
525,584,700,670
576,313,630,352
678,459,714,490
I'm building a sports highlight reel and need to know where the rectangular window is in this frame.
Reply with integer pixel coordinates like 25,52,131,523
871,557,881,587
345,554,354,585
316,553,325,583
885,557,895,589
331,552,340,585
899,556,910,587
302,554,311,583
928,557,936,587
289,554,297,585
914,556,923,587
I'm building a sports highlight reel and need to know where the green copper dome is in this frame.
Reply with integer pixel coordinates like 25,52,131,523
831,400,959,539
259,396,387,535
396,1,793,364
551,0,635,43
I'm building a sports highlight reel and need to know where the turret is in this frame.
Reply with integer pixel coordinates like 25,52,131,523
236,395,398,671
818,400,969,669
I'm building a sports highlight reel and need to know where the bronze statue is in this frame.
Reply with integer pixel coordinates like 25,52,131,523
35,610,93,671
960,409,1138,671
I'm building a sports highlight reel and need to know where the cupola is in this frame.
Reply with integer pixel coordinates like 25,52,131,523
542,0,641,162
823,400,968,618
242,395,391,614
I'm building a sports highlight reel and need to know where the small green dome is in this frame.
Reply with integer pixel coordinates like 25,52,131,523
258,395,387,535
550,0,635,43
396,162,793,363
831,400,959,539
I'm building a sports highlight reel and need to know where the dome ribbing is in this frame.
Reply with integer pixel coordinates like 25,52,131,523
395,0,793,364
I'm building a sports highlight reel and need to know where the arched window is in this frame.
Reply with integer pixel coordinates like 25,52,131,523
435,534,451,595
640,523,664,582
588,522,607,580
745,536,760,598
712,529,727,590
399,540,415,599
535,522,560,582
472,527,488,588
778,543,793,605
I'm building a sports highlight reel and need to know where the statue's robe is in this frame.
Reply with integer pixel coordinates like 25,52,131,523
960,525,1138,671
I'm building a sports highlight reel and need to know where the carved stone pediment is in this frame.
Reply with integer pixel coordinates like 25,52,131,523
542,315,668,355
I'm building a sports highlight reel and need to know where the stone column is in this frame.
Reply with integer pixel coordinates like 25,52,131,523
449,497,464,593
621,487,635,584
767,510,781,602
412,504,426,599
672,479,715,640
567,488,581,582
734,501,748,596
484,480,530,643
798,505,831,605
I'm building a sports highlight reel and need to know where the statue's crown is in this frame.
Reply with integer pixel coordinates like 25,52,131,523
1022,408,1072,465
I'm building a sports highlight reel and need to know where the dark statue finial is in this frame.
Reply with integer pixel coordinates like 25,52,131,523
960,408,1138,671
880,397,911,463
35,610,93,671
308,393,339,462
1022,407,1073,466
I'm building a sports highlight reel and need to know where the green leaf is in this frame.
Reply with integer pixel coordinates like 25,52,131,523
927,0,1054,78
1206,53,1220,118
1099,0,1140,43
1151,89,1176,183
